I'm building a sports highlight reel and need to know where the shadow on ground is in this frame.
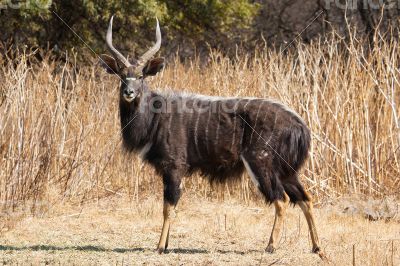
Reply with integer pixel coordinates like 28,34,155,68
0,245,260,255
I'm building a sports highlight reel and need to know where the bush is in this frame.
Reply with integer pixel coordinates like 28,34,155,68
0,0,258,60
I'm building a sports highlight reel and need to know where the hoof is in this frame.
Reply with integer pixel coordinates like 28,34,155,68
312,246,321,253
265,245,276,253
313,247,328,261
157,247,165,254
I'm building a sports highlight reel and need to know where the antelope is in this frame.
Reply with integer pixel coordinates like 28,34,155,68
99,16,322,255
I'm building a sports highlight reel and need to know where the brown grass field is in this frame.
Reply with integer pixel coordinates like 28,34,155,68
0,196,399,265
0,34,400,265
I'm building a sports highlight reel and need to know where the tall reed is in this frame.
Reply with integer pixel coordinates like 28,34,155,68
0,35,399,213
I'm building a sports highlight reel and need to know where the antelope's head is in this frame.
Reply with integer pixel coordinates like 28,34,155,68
100,16,165,103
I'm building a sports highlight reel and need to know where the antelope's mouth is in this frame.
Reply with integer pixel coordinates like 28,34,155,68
123,93,137,102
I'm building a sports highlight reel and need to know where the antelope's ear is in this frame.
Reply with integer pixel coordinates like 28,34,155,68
143,57,165,77
99,54,119,74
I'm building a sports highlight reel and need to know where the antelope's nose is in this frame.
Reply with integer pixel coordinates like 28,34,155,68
123,87,138,102
124,88,134,95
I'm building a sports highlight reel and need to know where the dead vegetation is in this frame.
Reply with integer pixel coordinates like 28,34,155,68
0,34,400,264
1,35,399,210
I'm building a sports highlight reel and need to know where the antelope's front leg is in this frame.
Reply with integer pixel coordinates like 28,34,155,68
157,173,181,254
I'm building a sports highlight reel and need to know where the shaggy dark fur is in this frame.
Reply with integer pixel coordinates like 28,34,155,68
100,17,322,255
119,82,311,205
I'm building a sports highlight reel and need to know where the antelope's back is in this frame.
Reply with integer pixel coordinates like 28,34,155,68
154,94,310,182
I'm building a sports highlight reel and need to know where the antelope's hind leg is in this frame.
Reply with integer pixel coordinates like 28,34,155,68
266,193,289,253
241,155,288,253
157,171,181,254
298,194,322,254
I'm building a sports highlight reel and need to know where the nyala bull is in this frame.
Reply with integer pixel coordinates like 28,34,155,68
99,16,322,255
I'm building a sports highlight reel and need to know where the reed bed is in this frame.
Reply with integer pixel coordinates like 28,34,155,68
0,36,399,214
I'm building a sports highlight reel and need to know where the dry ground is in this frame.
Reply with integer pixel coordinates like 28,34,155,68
0,195,398,265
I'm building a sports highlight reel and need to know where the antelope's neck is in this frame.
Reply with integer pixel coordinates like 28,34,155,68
119,92,157,151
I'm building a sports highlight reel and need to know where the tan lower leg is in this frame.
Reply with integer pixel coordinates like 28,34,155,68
298,199,321,253
157,203,175,253
266,193,289,253
165,227,170,250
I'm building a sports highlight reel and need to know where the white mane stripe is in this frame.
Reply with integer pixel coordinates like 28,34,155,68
158,89,305,125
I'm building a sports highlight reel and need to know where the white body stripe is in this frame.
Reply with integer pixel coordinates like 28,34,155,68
231,115,237,149
243,99,252,110
139,142,152,159
241,155,260,188
215,104,221,145
205,108,211,154
194,112,202,157
250,101,264,144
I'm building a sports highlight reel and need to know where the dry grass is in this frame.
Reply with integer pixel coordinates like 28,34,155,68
1,36,399,209
0,195,399,265
0,35,400,264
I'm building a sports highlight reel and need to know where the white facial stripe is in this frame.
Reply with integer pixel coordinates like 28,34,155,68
126,77,137,81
